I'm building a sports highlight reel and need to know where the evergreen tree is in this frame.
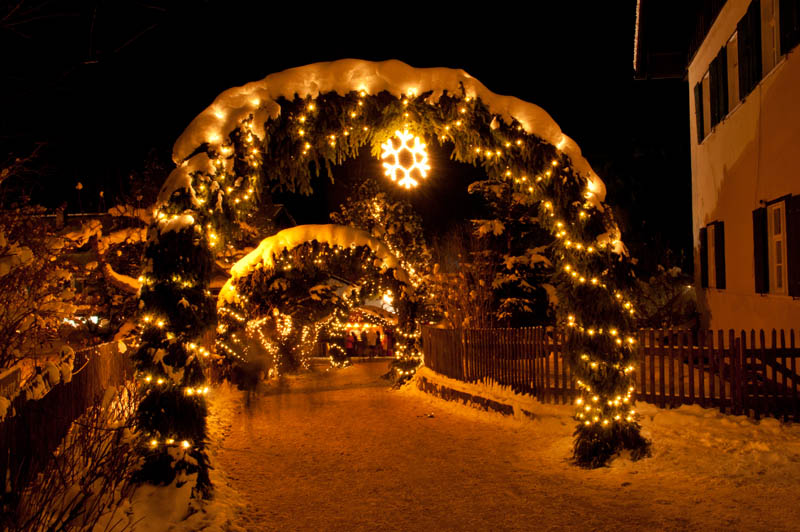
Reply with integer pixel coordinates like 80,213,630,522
330,176,432,288
468,177,553,326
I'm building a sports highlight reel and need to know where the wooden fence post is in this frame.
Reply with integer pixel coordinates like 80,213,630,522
759,329,768,419
687,330,695,405
717,330,726,414
733,333,742,416
747,329,761,419
792,330,798,422
678,330,686,405
698,329,706,408
780,329,787,422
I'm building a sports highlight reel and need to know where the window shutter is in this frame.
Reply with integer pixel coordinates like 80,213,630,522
700,226,709,288
738,5,751,95
694,82,705,143
709,49,729,127
781,0,800,53
714,221,727,289
727,34,741,108
786,195,800,297
710,55,721,127
738,1,763,98
716,47,729,120
753,207,769,293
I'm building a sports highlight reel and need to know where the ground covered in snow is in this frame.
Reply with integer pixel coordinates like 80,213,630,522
206,361,800,532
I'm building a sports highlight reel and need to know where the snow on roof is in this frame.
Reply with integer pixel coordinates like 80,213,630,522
219,224,409,306
164,59,606,206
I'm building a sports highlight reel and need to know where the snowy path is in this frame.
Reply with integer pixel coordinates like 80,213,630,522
209,361,800,532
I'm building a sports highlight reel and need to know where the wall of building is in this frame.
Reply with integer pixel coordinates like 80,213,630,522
688,0,800,331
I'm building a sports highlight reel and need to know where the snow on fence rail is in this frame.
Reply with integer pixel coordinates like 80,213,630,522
421,326,800,422
0,341,134,503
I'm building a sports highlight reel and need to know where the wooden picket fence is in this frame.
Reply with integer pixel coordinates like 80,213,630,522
0,341,133,502
421,326,800,422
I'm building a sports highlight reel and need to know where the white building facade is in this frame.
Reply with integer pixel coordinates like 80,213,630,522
689,0,800,331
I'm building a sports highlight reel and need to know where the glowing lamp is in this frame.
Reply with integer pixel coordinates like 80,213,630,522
381,130,430,189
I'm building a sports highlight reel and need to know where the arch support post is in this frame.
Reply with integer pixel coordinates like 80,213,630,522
132,195,216,496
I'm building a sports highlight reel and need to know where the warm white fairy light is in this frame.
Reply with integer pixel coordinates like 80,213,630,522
139,85,648,475
380,130,430,189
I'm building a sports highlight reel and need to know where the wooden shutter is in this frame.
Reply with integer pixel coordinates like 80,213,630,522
781,0,800,53
710,55,721,127
738,1,763,98
716,47,729,120
710,48,729,127
786,195,800,296
700,226,709,288
753,207,769,293
713,221,726,289
694,82,705,143
727,33,740,108
738,4,751,96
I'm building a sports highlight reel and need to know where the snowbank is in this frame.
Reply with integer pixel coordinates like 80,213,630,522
120,384,248,532
406,366,800,472
163,59,605,205
410,366,544,420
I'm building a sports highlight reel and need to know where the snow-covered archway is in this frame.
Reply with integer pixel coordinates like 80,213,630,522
136,59,647,496
218,224,410,306
216,224,415,374
158,59,608,208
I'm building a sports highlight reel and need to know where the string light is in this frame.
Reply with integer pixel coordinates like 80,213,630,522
140,87,644,479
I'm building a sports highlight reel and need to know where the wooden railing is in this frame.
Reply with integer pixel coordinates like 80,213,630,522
0,341,133,502
421,326,800,422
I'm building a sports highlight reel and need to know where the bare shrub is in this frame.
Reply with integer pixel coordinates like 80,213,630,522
6,382,143,532
431,228,496,329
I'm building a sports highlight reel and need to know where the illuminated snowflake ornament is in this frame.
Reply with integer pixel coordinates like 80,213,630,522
381,130,430,189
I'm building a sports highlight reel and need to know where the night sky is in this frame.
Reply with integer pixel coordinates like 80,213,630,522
2,1,692,269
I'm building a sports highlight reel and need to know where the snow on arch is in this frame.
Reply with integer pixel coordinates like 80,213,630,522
160,58,606,206
218,224,410,306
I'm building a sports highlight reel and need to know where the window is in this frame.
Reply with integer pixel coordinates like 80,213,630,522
753,195,800,296
727,32,740,108
762,0,780,74
694,81,705,143
693,71,713,143
768,201,788,293
738,0,763,98
780,0,800,53
700,221,726,289
702,72,712,138
710,48,729,127
708,224,717,287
